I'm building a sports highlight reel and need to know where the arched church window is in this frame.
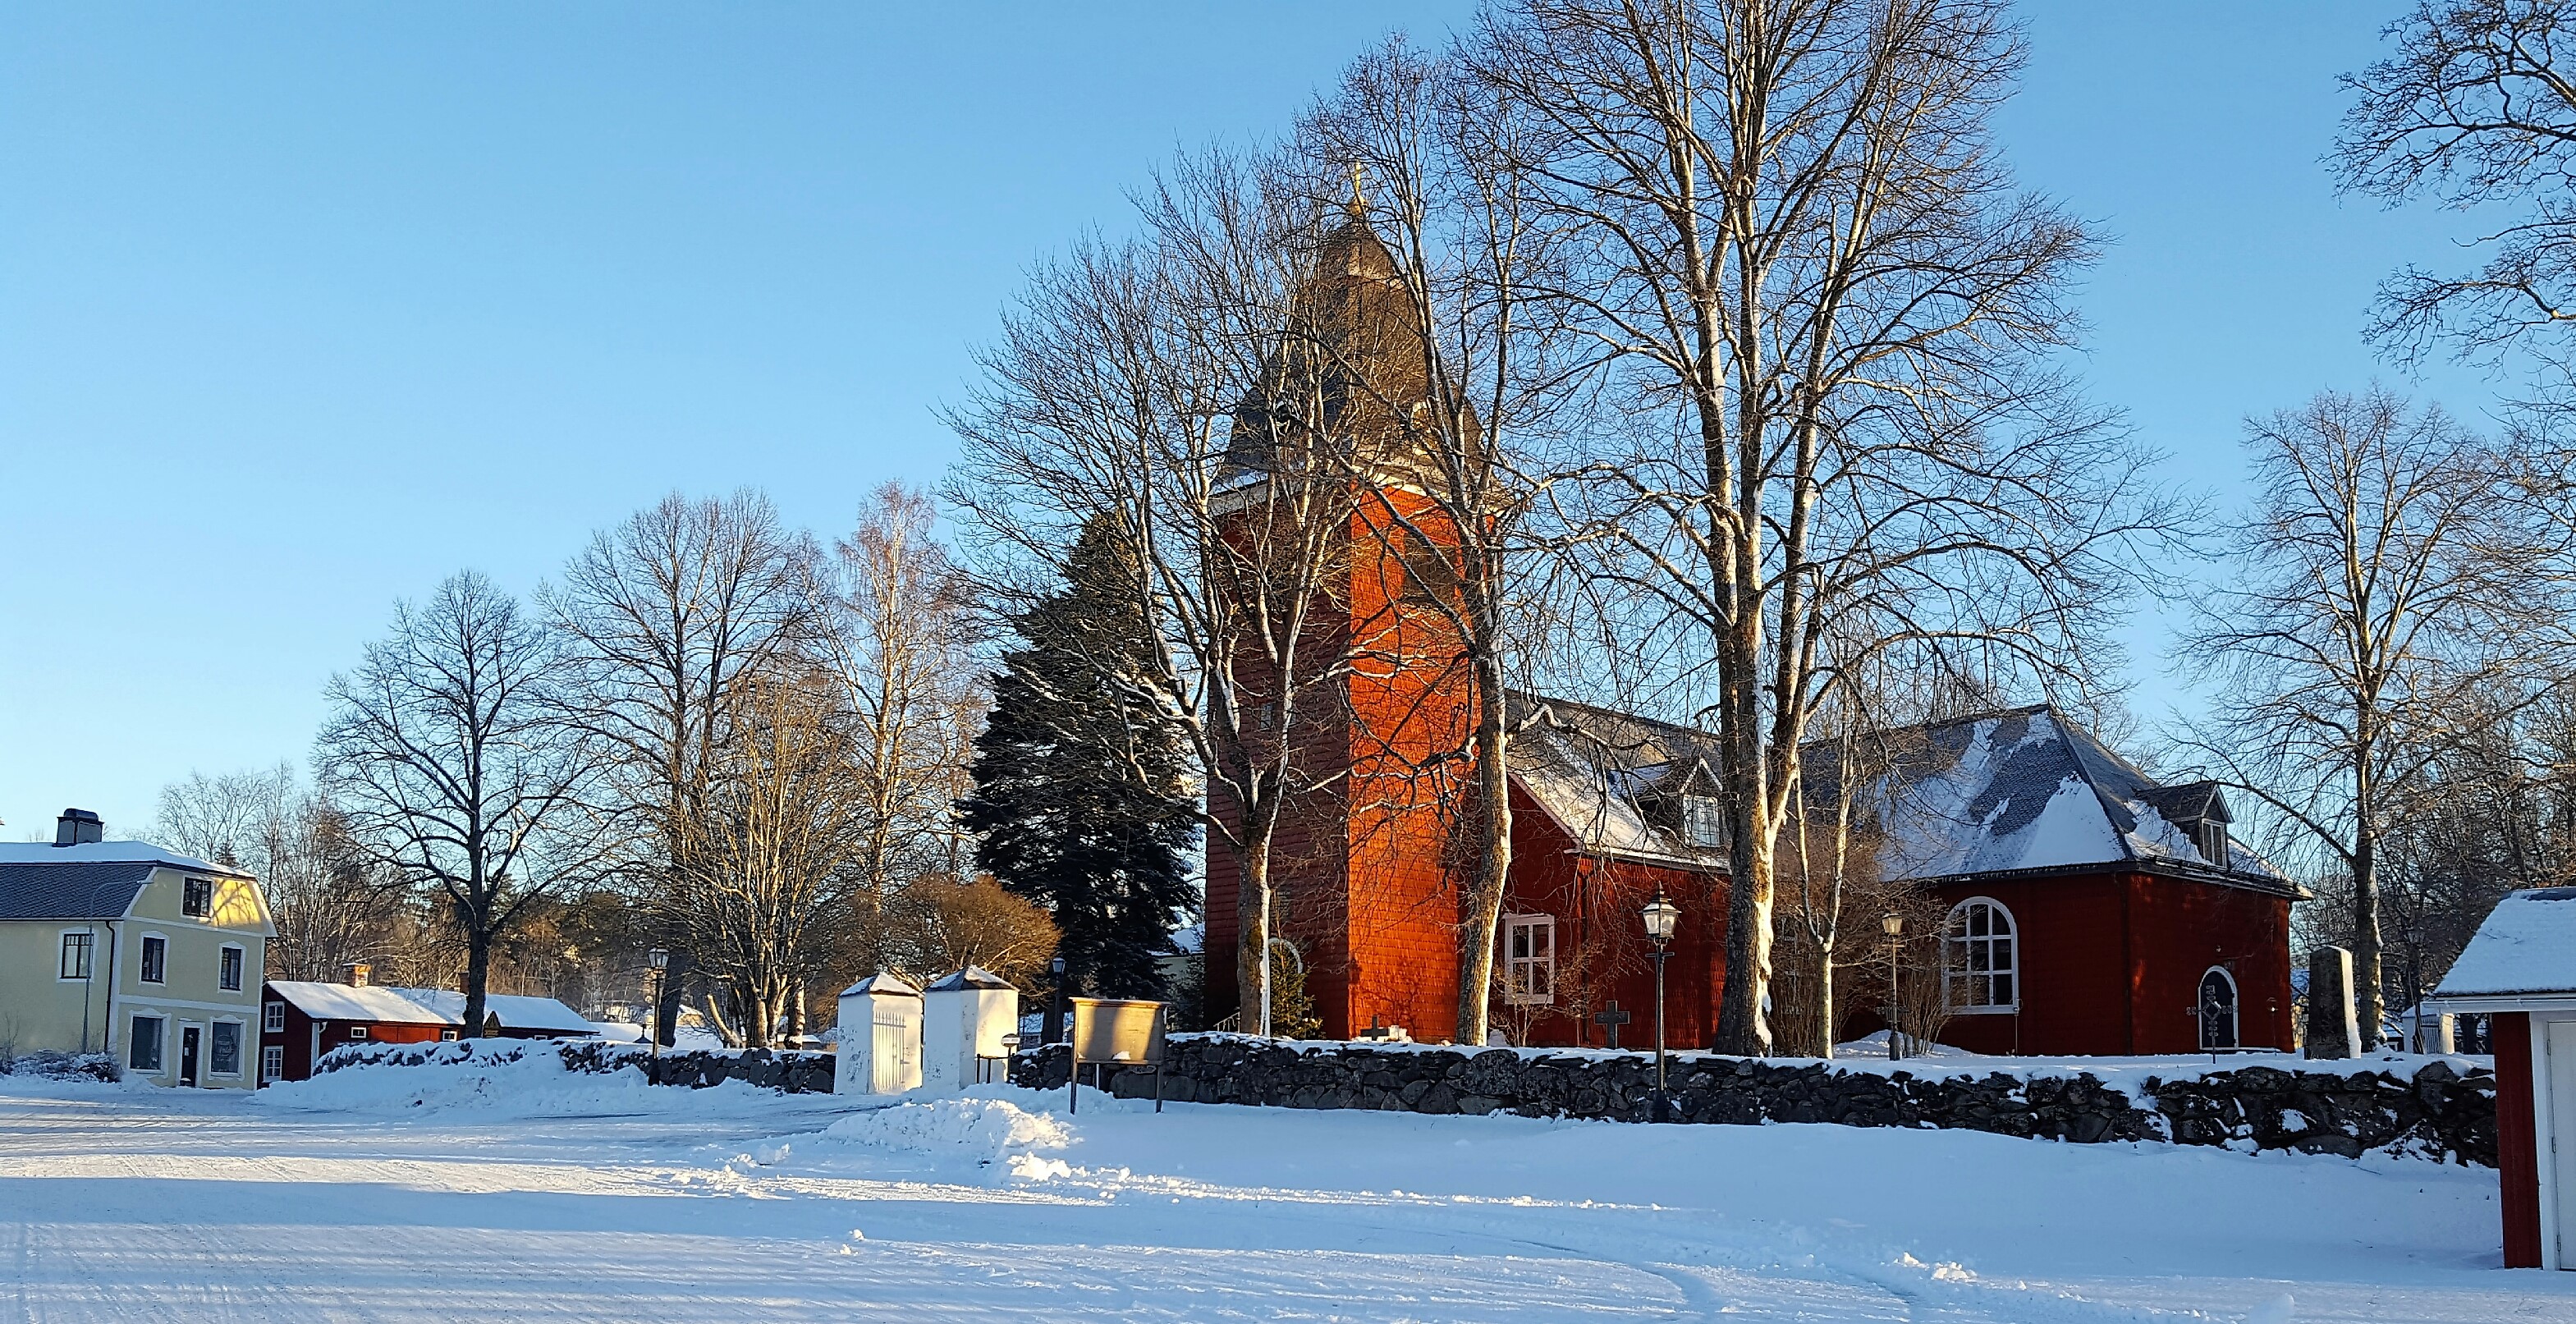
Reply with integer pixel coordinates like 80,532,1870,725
2198,966,2239,1050
1941,897,2019,1013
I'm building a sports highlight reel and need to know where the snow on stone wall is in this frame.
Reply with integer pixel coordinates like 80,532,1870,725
1015,1035,2497,1166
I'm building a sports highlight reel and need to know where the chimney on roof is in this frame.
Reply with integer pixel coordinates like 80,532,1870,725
53,809,103,847
344,962,372,988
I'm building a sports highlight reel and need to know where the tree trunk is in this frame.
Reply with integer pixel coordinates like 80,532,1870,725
1235,836,1273,1035
462,910,493,1040
1454,658,1513,1047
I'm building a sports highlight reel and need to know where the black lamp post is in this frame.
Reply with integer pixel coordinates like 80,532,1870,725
645,947,670,1058
1642,890,1680,1122
1879,913,1904,1061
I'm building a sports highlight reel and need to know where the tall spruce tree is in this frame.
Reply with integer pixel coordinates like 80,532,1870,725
960,519,1199,999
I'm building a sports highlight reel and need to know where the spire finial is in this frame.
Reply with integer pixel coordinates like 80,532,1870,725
1348,161,1368,218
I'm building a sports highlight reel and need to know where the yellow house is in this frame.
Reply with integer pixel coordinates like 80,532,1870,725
0,810,276,1088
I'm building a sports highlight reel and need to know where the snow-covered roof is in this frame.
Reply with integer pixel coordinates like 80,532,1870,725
267,981,463,1025
843,972,921,998
2432,887,2576,1007
1507,695,1726,869
1509,696,2293,892
0,840,249,875
926,967,1015,992
1804,705,2293,890
385,987,596,1034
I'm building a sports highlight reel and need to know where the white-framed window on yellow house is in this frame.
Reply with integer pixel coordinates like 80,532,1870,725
209,1021,243,1077
218,945,244,992
1502,914,1556,1006
128,1015,166,1073
139,933,167,984
182,877,213,918
58,930,93,980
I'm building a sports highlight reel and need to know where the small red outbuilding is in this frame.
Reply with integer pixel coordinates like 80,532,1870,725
259,978,461,1083
2430,886,2576,1271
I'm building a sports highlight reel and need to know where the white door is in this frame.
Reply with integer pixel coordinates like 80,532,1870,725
2550,1019,2576,1268
872,1019,907,1093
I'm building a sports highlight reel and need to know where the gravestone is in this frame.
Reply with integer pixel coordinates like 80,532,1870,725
2305,946,2361,1060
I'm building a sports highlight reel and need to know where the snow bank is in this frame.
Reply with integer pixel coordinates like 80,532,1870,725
813,1096,1073,1176
254,1038,713,1117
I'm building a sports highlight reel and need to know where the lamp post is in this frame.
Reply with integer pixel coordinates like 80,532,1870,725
1641,891,1680,1123
1880,914,1904,1061
646,947,669,1058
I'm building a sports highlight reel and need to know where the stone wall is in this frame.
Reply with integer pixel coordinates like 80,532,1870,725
316,1038,838,1094
1015,1036,2497,1166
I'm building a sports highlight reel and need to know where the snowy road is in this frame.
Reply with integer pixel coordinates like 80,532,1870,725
1,1065,2570,1322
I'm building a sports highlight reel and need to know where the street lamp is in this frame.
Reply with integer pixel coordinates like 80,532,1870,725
646,947,670,1058
1641,891,1680,1123
1879,914,1904,1061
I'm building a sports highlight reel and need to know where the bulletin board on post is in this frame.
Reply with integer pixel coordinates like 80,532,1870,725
1067,996,1167,1114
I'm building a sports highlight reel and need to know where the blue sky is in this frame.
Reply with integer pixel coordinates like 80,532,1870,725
0,3,2504,838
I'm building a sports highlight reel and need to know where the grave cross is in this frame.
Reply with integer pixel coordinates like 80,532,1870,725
1592,1001,1632,1051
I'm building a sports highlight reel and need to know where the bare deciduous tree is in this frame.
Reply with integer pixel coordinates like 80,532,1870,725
825,483,985,974
1469,0,2171,1052
673,668,869,1047
2337,0,2576,400
947,161,1384,1036
319,570,609,1037
2184,388,2570,1043
547,491,818,1042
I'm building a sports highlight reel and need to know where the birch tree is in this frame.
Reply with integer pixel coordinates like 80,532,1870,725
825,483,984,974
1469,0,2170,1051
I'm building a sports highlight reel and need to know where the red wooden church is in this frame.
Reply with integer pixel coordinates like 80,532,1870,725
1203,206,2297,1056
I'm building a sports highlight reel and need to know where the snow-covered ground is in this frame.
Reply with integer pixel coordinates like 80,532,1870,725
1,1052,2567,1322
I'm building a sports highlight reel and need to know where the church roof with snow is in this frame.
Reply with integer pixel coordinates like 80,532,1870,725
1506,696,2294,893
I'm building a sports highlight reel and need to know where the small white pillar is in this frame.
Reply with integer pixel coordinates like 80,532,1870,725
922,967,1020,1093
833,973,923,1096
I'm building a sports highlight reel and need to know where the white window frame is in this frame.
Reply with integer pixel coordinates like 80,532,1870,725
439,1029,460,1041
1941,896,2020,1014
349,1024,370,1040
1680,795,1725,849
2193,819,2230,866
58,928,94,981
1501,913,1556,1006
264,1001,286,1033
207,1019,245,1077
129,1014,167,1073
181,877,213,919
138,932,168,985
2197,964,2240,1050
260,1044,284,1083
218,944,245,992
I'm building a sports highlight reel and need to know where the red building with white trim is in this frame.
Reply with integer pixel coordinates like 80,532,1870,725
1203,208,2296,1056
259,974,461,1084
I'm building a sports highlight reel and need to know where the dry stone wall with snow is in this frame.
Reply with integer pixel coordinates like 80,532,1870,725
316,1038,839,1093
1013,1036,2498,1166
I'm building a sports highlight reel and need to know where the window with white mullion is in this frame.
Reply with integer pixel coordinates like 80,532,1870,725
1941,897,2019,1013
1501,914,1556,1006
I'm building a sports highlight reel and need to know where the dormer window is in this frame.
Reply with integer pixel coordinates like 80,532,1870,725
182,878,213,918
1680,795,1725,849
2193,818,2230,867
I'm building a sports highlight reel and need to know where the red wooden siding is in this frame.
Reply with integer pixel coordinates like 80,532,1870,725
2494,1012,2543,1268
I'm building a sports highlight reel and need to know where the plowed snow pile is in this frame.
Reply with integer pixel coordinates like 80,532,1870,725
251,1042,682,1116
818,1097,1072,1174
